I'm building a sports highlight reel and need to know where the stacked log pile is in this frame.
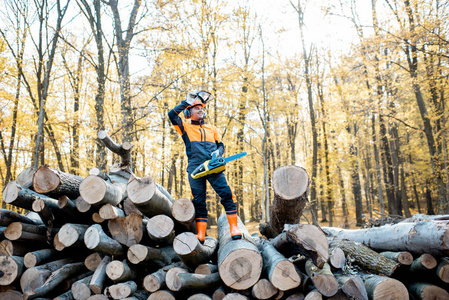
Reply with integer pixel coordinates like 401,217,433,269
0,131,448,300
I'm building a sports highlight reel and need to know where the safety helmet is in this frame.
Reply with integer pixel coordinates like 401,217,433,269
184,99,205,119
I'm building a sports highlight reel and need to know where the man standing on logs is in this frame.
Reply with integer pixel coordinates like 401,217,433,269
168,91,242,242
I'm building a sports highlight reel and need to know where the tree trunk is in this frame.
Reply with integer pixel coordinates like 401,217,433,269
173,233,218,270
99,204,125,220
24,249,58,268
32,165,83,199
259,166,310,238
79,175,125,207
71,274,93,300
5,222,50,243
324,221,449,256
166,270,221,292
0,208,43,226
217,213,262,290
89,255,111,294
84,224,125,256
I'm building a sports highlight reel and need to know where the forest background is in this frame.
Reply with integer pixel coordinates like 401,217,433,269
0,0,448,229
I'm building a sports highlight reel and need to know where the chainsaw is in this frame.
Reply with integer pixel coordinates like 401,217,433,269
190,152,247,179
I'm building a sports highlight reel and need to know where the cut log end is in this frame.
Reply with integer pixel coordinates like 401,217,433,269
272,166,309,200
84,226,101,249
173,232,198,256
127,244,148,264
270,260,301,291
219,247,263,290
147,215,174,239
79,176,107,205
0,256,23,285
372,279,408,300
33,166,60,194
165,267,188,292
127,176,156,204
2,181,20,205
420,254,437,269
172,198,195,223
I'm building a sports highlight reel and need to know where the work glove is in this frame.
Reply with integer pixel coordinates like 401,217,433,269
185,91,198,106
211,150,220,159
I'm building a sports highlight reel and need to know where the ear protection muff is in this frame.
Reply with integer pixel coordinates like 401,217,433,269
184,107,206,119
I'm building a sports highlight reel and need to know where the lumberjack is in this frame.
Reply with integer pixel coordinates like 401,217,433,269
168,91,242,242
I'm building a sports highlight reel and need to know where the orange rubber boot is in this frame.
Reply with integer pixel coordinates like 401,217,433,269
195,221,207,243
226,214,242,240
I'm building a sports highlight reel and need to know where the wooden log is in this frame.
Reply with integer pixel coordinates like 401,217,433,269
99,204,125,220
212,286,227,300
54,232,66,251
32,198,55,226
32,165,83,199
5,222,50,243
436,257,449,283
327,289,349,300
166,268,221,292
127,174,174,218
259,165,309,238
256,239,300,291
59,224,90,248
173,232,218,270
0,240,46,257
195,264,218,275
54,290,74,300
271,224,329,268
0,256,24,285
87,295,108,300
217,213,262,290
106,260,136,282
75,196,92,213
222,293,248,300
305,260,338,297
143,262,182,293
127,244,179,268
361,274,408,300
108,281,137,299
108,213,144,247
251,278,277,300
303,290,321,300
3,181,63,211
379,251,413,266
84,253,104,272
285,292,305,300
23,262,86,300
147,290,176,300
329,239,401,277
24,249,58,268
123,197,143,217
58,196,91,224
0,290,23,300
92,213,104,224
127,290,150,300
0,208,43,226
188,294,212,300
89,255,111,294
79,175,124,206
84,224,125,256
171,198,196,232
323,221,449,256
146,214,175,245
17,167,37,189
89,168,109,181
20,258,76,293
329,247,345,269
71,274,93,300
335,275,368,300
408,282,449,300
98,131,132,167
410,254,438,272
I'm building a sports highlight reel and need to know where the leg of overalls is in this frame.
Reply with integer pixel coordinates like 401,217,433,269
208,172,242,240
188,174,208,242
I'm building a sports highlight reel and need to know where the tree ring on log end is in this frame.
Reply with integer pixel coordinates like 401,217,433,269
271,260,301,291
173,232,198,256
127,176,156,204
147,215,174,239
272,166,308,200
80,176,107,205
3,181,20,204
166,267,188,292
172,198,195,222
84,226,100,249
5,222,23,241
373,279,408,300
0,256,21,285
33,167,60,194
219,249,262,290
106,261,125,281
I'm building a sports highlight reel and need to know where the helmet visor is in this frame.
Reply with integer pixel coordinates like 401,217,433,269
197,91,213,104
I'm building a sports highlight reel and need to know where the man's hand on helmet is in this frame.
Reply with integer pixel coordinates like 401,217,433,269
186,91,198,106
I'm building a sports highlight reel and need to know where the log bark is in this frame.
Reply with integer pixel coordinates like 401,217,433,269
127,174,174,218
143,262,182,293
329,239,401,277
323,221,449,256
58,196,91,224
173,232,218,270
5,222,51,243
107,213,144,247
379,251,413,266
408,282,449,300
259,166,310,238
335,275,368,300
256,239,300,291
58,223,90,248
271,224,329,268
79,175,125,206
106,260,136,282
217,213,262,290
108,281,137,299
361,274,408,300
0,256,24,285
166,268,221,292
99,204,125,220
127,244,179,269
251,278,278,300
0,208,43,226
24,249,58,268
146,214,175,245
0,240,46,256
32,165,83,199
304,260,338,297
171,197,196,232
3,181,64,211
23,262,86,300
89,255,111,294
84,224,125,256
